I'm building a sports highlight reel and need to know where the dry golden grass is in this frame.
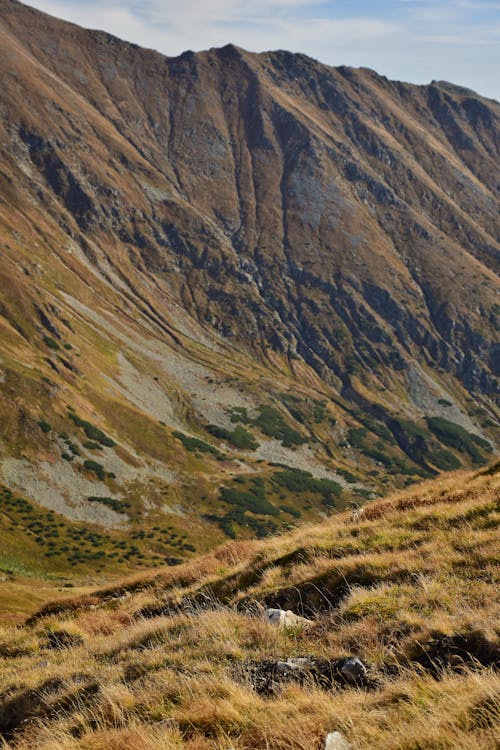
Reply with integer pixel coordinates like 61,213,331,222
0,465,498,749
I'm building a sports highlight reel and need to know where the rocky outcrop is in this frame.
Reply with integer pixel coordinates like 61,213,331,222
240,656,369,695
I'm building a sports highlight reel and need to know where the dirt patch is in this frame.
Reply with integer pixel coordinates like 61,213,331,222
239,656,370,696
45,629,84,650
409,630,500,674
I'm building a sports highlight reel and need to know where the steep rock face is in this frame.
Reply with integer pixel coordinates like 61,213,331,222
0,1,498,400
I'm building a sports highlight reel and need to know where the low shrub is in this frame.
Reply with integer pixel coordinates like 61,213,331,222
68,412,116,447
87,496,130,513
279,504,302,518
272,469,342,506
173,431,220,455
83,460,107,480
254,405,307,447
207,424,259,450
220,478,279,516
426,417,491,465
43,336,60,350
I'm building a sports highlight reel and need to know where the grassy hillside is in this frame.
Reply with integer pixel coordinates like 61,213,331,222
0,462,498,749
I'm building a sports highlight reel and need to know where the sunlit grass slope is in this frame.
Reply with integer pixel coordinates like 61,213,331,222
0,462,498,749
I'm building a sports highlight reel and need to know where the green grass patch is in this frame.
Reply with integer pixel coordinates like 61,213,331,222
348,427,368,449
336,469,359,484
83,441,102,451
226,404,307,448
352,409,395,442
0,486,171,575
428,448,462,471
312,400,328,423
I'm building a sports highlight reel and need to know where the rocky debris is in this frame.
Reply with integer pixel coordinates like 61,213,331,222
324,732,352,750
239,656,369,696
264,607,313,628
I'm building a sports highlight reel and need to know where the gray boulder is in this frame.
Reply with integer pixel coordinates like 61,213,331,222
340,656,367,684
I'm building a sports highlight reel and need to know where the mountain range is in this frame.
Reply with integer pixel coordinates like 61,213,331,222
0,0,498,576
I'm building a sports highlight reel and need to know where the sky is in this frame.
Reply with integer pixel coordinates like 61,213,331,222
25,0,500,100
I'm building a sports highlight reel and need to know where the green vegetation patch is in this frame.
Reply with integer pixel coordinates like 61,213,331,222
348,427,368,449
352,409,395,442
220,478,279,516
254,405,307,447
43,336,60,351
83,441,101,451
312,400,328,423
362,445,431,478
227,404,307,448
172,431,221,456
206,424,259,450
0,486,172,573
426,417,491,466
60,434,81,457
68,412,116,447
279,504,302,519
227,407,252,425
336,468,359,484
83,460,114,481
87,496,130,513
429,448,462,471
272,469,342,507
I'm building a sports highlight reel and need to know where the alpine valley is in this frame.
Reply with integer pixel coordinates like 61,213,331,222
0,0,498,595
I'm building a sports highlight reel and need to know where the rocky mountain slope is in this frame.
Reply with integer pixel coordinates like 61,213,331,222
0,463,498,748
0,0,498,572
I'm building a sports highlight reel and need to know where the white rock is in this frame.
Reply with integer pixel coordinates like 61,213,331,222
324,731,352,750
264,608,313,627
